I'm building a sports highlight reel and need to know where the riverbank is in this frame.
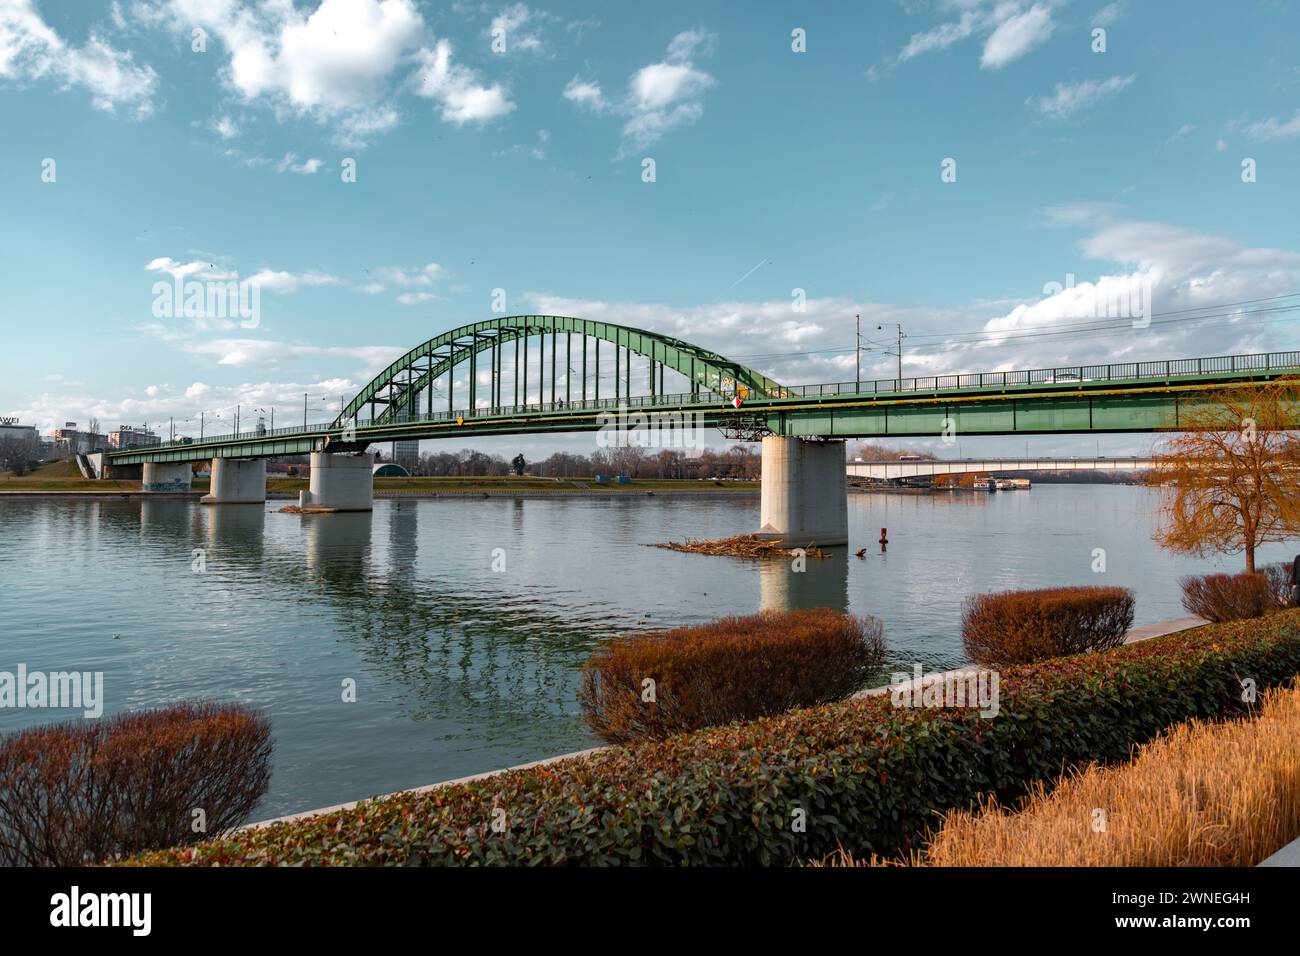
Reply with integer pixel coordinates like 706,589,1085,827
243,613,1208,831
0,475,760,497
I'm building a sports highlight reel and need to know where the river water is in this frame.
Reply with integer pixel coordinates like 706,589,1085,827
1,486,1294,818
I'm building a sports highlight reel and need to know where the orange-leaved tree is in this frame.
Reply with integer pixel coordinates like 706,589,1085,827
1150,379,1300,572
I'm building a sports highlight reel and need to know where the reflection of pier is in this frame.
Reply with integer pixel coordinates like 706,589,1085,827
759,551,848,613
290,504,605,736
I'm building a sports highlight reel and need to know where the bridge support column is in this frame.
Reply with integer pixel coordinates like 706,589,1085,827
300,452,373,512
758,436,848,547
201,458,266,505
142,462,193,493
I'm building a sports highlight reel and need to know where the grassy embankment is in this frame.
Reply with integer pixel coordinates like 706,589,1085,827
0,461,758,495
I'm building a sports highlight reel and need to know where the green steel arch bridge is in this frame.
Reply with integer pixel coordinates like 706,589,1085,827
105,315,1300,467
99,315,1300,545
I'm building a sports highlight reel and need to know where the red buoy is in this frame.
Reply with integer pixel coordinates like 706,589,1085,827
879,527,889,547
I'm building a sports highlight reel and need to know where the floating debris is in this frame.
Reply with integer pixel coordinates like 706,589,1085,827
651,533,829,559
277,505,340,515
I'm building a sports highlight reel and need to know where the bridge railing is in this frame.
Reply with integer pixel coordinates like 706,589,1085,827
129,349,1300,454
783,349,1300,399
136,390,733,452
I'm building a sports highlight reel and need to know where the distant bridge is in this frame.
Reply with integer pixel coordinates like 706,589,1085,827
95,315,1300,544
847,456,1158,481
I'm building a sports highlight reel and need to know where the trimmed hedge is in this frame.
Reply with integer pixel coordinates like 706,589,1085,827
129,611,1300,867
1180,565,1292,622
579,609,886,743
962,586,1134,665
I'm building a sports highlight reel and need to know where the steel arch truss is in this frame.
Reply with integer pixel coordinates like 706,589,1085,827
339,315,789,426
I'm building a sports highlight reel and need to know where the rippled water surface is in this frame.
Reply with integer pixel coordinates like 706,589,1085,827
1,486,1293,817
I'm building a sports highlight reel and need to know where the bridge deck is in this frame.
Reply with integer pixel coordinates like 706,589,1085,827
106,349,1300,465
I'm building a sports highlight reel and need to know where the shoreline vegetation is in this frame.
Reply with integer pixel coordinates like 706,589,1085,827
120,611,1300,866
819,681,1300,868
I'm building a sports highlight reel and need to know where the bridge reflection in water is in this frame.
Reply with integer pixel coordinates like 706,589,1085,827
759,551,849,613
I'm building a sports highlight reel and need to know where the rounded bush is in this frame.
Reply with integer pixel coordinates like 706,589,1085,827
578,608,886,743
1179,567,1290,622
0,701,273,866
962,586,1135,666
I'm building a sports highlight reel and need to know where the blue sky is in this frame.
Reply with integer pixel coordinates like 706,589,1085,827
3,0,1300,457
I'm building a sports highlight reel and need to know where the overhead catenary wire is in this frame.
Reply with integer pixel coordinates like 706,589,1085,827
721,292,1300,365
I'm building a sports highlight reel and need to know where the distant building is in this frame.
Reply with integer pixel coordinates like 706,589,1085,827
393,439,420,469
51,422,107,455
108,425,160,449
0,419,39,444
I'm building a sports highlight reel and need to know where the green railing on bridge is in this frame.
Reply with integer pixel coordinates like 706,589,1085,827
783,350,1300,397
107,347,1300,463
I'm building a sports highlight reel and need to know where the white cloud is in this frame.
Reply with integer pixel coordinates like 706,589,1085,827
528,127,549,158
336,104,400,143
896,12,981,65
413,38,515,124
396,291,437,305
274,151,323,174
562,75,606,111
0,0,158,116
1169,123,1196,141
162,335,405,377
146,257,339,305
145,256,235,282
872,1,1058,77
1093,2,1123,27
246,269,337,293
490,3,543,54
228,0,421,108
378,262,446,286
565,30,716,156
631,61,711,111
1246,111,1300,141
17,373,387,437
1028,74,1135,120
211,115,239,139
140,0,457,143
980,4,1054,70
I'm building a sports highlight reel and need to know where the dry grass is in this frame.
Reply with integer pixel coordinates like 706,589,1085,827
815,682,1300,867
651,533,829,559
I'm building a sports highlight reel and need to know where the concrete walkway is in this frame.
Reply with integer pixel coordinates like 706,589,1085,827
1259,836,1300,866
245,614,1209,832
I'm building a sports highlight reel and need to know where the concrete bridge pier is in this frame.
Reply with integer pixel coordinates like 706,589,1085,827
201,458,266,505
300,452,374,512
142,462,193,493
758,436,848,548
